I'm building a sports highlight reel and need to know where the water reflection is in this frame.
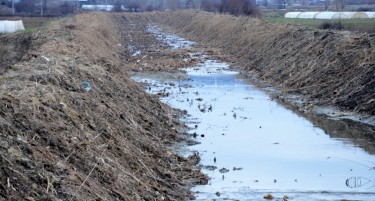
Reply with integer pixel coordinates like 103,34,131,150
281,103,375,155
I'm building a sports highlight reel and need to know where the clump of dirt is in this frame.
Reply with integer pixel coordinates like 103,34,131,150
0,32,33,75
155,10,375,117
0,12,207,200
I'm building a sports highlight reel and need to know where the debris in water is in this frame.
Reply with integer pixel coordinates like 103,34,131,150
203,165,217,171
214,157,216,163
215,192,220,197
208,105,213,112
274,179,277,183
345,177,371,188
233,167,243,171
219,168,229,173
263,194,274,200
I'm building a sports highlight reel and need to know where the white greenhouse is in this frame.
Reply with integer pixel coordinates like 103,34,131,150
315,12,348,19
284,12,302,18
365,12,375,19
82,5,114,11
342,12,368,19
297,12,320,19
285,11,375,19
0,20,25,33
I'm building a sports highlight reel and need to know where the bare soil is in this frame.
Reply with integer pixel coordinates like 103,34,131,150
0,12,207,200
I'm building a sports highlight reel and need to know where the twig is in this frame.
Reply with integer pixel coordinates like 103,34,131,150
69,146,107,201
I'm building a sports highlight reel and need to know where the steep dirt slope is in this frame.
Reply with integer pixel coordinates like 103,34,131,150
0,12,206,200
0,32,34,75
156,11,375,116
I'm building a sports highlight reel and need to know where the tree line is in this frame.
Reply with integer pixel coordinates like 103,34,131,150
0,0,260,16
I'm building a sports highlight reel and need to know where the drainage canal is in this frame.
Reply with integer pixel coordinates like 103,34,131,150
132,25,375,201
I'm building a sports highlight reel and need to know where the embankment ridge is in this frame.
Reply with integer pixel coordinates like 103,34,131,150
0,12,206,200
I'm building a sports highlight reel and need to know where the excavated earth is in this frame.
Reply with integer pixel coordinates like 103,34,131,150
0,10,375,200
0,13,207,200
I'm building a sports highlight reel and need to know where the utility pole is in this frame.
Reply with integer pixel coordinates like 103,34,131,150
12,0,14,14
40,0,43,16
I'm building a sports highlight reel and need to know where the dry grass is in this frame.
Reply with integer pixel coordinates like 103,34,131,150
0,12,207,200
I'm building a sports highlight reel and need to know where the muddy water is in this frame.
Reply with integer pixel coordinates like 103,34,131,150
133,26,375,200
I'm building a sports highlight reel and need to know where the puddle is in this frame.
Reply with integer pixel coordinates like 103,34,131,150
147,25,195,49
132,25,375,201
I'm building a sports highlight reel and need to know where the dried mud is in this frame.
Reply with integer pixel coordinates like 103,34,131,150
0,12,207,200
155,11,375,118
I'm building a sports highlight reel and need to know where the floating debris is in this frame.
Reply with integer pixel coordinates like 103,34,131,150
263,194,273,200
233,167,243,171
346,177,371,188
219,168,229,174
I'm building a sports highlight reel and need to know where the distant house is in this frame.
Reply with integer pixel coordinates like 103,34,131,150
62,0,89,8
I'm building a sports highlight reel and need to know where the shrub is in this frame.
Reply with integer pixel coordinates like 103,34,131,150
319,21,344,30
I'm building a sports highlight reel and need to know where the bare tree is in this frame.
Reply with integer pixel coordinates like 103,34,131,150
325,0,331,10
300,0,308,6
335,0,345,11
165,0,182,10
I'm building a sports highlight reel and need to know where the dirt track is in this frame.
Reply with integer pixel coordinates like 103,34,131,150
0,10,374,200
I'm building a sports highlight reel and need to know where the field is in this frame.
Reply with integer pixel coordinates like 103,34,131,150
263,11,375,33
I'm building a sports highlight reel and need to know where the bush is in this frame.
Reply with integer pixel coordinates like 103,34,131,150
112,1,123,12
218,0,261,17
59,3,75,15
319,21,344,30
357,7,373,12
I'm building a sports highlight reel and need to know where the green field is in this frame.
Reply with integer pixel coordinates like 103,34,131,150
263,11,375,33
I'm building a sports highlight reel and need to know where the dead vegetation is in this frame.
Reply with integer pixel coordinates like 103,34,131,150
155,10,375,116
0,12,207,200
